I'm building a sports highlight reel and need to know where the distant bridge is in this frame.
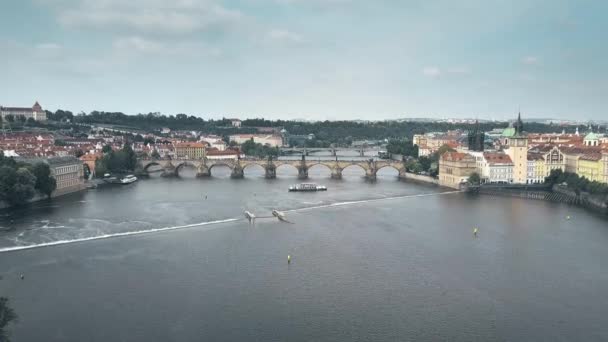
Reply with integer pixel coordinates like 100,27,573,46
139,156,406,181
280,146,383,157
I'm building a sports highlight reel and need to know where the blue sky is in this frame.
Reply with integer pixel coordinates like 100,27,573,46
0,0,606,120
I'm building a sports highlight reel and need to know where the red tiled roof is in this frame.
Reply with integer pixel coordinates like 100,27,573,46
483,152,513,164
579,153,602,161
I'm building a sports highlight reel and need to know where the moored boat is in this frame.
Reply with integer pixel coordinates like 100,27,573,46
288,183,327,192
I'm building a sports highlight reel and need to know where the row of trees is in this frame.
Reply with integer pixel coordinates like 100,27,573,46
45,109,575,144
94,145,138,176
0,153,57,206
545,169,608,195
240,139,279,158
386,139,419,158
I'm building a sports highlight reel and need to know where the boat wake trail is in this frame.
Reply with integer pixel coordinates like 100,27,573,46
0,190,461,253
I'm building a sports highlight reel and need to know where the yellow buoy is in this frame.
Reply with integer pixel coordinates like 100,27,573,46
473,227,478,236
566,216,571,220
287,255,291,264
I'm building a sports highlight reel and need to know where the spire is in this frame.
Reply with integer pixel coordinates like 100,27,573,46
514,111,524,135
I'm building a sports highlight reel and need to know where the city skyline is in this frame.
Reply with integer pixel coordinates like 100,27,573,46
1,0,606,120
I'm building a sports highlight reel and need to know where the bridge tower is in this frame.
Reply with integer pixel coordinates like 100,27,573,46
298,154,308,179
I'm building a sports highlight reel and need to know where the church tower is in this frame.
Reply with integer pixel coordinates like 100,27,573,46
505,112,528,184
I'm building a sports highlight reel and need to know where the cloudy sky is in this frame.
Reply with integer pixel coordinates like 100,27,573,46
1,0,606,120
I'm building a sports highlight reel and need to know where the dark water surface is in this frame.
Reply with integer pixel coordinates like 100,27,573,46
1,167,608,341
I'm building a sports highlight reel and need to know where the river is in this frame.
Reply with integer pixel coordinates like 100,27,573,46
1,166,608,341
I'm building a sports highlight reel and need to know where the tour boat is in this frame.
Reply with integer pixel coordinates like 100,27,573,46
288,183,327,192
120,175,138,184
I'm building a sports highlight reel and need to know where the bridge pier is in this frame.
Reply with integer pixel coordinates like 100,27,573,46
231,165,244,179
161,164,177,178
196,166,211,178
331,167,342,179
297,166,308,179
265,165,276,179
398,169,407,180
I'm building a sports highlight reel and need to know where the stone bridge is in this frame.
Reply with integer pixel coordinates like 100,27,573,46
139,156,407,181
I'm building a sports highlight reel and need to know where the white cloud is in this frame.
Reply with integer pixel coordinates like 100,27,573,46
522,56,539,65
113,36,163,53
422,66,441,78
43,0,242,34
446,67,470,75
36,42,62,50
266,29,302,43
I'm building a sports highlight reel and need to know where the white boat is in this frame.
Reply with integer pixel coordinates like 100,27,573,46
120,175,138,184
288,183,327,192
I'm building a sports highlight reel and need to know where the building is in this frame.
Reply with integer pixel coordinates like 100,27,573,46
228,119,242,128
80,153,100,178
527,153,545,184
540,146,566,176
504,113,528,184
577,153,603,182
583,132,602,147
175,142,205,159
205,148,242,160
0,102,47,122
467,121,485,152
482,152,514,184
602,152,608,184
19,156,85,197
229,134,283,147
200,135,227,151
438,152,477,189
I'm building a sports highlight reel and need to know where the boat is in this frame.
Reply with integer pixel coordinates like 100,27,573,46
288,183,327,192
120,175,138,184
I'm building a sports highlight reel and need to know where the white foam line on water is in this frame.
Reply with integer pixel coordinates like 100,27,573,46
285,190,462,213
0,190,462,254
0,218,240,253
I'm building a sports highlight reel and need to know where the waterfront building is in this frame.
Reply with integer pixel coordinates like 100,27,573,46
527,153,546,184
80,153,100,178
229,134,283,147
438,152,477,189
0,102,47,122
538,146,566,176
19,156,85,197
560,146,602,173
175,142,205,159
602,152,608,184
504,113,528,184
482,152,513,184
577,153,604,182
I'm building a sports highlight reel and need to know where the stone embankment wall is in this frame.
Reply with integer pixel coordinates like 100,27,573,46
404,172,439,185
470,184,607,215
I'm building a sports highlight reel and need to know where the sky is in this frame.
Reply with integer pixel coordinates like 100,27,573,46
0,0,606,121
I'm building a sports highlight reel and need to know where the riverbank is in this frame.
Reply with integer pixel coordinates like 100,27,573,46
470,184,608,215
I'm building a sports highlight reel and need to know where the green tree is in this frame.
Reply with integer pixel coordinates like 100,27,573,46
102,145,113,154
26,117,36,125
468,172,481,185
74,149,85,158
0,167,36,206
5,115,14,123
0,297,18,342
17,116,26,125
32,162,57,198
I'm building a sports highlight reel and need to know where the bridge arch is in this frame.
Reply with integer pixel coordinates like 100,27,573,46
275,163,299,176
341,163,368,175
175,161,199,177
143,161,161,172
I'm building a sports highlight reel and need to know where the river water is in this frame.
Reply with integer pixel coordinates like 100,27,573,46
1,166,608,341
